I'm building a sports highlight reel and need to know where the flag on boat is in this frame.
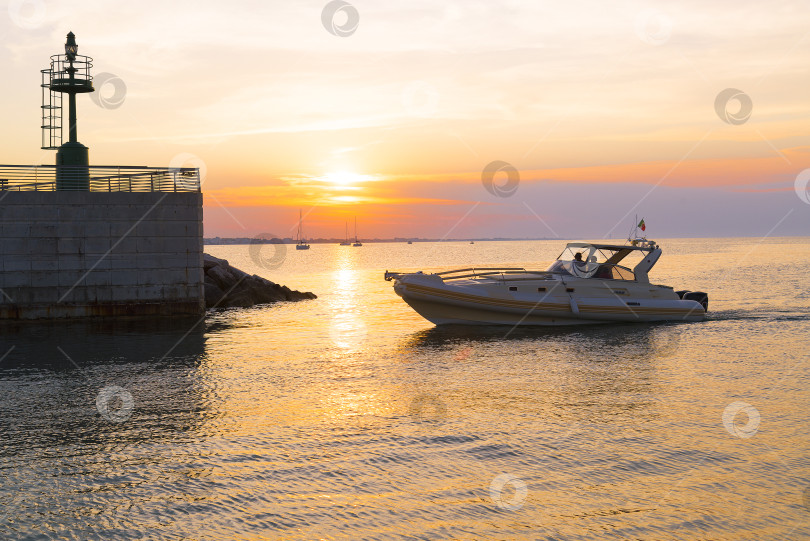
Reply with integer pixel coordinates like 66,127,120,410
638,218,646,231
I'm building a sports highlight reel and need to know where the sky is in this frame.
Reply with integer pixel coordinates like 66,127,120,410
1,0,809,239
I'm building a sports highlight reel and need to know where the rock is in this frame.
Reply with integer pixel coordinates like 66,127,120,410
204,277,226,308
203,253,223,271
206,264,233,291
202,254,316,309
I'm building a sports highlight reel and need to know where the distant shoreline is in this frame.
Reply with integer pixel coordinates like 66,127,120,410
204,234,807,245
204,237,559,245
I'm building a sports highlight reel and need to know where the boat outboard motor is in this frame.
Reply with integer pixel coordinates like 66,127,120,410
632,247,662,284
675,290,709,311
683,291,709,311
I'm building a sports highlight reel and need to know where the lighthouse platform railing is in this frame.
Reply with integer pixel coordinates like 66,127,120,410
0,165,201,192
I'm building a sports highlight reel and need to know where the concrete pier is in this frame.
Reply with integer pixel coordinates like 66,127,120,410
0,192,204,319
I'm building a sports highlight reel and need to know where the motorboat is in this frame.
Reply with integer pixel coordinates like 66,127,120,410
295,209,310,250
384,238,708,326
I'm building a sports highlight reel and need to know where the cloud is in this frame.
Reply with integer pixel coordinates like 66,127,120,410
2,0,809,238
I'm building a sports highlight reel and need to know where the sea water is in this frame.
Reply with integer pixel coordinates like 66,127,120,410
0,237,808,539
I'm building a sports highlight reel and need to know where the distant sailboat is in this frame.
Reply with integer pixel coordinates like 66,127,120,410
352,217,362,247
296,209,310,250
339,221,351,246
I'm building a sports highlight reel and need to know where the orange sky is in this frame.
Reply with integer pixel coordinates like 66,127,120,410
2,1,809,238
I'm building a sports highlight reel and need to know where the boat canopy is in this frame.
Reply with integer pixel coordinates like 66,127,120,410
558,241,655,263
546,241,658,281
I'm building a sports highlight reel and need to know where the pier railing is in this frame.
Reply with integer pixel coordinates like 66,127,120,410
0,165,201,192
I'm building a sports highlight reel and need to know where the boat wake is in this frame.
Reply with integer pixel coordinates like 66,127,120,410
704,308,810,323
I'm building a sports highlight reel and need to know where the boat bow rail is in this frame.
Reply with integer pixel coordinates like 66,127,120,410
384,267,554,282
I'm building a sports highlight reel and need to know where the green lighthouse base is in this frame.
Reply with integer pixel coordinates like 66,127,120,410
56,142,90,190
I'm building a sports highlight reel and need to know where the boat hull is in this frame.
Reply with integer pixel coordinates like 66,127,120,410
393,274,705,326
399,295,592,326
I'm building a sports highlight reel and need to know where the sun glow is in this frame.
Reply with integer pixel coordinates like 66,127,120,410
321,171,365,187
332,195,363,203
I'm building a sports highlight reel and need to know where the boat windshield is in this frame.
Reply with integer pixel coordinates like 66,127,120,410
546,242,638,280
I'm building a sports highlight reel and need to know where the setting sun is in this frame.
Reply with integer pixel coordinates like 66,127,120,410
316,171,383,190
321,171,365,187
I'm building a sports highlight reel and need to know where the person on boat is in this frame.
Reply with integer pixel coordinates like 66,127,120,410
571,252,588,275
572,252,599,277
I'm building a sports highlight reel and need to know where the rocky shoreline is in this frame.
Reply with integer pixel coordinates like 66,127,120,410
203,254,316,309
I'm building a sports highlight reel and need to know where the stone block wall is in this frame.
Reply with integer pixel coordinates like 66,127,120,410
0,191,204,319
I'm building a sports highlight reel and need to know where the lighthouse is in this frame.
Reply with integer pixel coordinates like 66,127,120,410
0,32,205,320
41,31,95,190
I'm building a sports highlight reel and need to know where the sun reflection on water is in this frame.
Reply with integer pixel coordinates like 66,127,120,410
327,252,368,351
